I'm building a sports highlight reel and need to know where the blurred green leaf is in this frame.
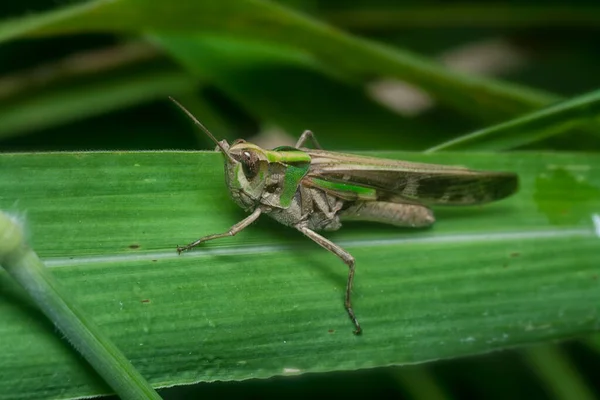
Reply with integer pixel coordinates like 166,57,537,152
0,150,598,398
155,34,442,150
585,333,600,354
525,345,596,400
321,4,600,29
0,0,561,122
0,64,197,141
392,365,450,400
427,88,600,152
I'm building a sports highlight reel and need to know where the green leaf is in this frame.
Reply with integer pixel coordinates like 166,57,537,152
0,0,560,121
322,4,600,29
0,212,161,400
0,64,197,141
153,34,439,150
524,345,596,400
0,150,598,399
427,88,600,152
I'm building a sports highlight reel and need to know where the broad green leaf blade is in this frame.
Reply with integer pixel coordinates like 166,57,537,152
0,0,560,120
0,151,598,399
427,88,600,152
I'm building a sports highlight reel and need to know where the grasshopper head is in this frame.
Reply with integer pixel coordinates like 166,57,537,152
169,97,268,211
222,139,269,211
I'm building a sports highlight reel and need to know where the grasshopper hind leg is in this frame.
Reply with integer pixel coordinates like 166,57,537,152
340,202,435,228
296,224,361,335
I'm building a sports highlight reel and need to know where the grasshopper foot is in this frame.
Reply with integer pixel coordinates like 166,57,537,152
176,244,194,254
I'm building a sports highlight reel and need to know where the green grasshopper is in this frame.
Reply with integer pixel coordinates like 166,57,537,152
170,97,518,335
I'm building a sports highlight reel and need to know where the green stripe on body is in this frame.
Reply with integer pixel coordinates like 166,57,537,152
310,178,377,199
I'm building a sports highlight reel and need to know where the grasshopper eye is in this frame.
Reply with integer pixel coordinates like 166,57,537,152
240,150,259,179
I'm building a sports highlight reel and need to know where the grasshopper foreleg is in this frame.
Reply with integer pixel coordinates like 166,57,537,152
177,208,262,254
296,224,361,335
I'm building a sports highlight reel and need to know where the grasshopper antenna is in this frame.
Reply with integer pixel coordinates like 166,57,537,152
169,97,236,163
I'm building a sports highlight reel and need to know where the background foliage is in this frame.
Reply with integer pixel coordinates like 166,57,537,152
0,0,599,399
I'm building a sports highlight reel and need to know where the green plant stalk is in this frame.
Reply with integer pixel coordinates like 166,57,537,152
0,211,161,400
524,345,595,400
392,366,450,400
584,334,600,354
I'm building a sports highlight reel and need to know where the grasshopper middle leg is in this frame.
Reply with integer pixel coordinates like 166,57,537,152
296,224,361,335
295,130,322,149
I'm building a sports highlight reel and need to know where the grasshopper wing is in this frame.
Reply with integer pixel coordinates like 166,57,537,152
302,149,518,206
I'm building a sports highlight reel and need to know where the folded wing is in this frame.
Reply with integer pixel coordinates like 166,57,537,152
303,149,518,206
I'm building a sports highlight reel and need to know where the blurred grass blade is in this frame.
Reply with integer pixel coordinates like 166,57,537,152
392,366,449,400
427,88,600,152
323,4,600,29
0,41,201,142
0,0,562,121
0,65,197,141
584,334,600,354
0,0,97,39
524,345,596,400
0,211,161,400
0,150,599,399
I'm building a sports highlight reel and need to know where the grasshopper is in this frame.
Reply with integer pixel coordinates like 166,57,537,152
170,97,518,335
